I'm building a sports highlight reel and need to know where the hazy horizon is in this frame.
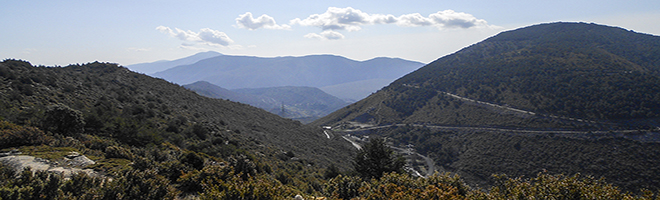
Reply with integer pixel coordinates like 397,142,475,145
2,0,659,66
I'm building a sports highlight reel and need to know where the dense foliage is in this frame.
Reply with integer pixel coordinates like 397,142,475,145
3,158,658,200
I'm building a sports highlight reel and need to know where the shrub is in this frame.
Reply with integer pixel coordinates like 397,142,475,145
105,145,134,160
181,152,205,170
325,175,364,199
482,173,633,199
0,120,53,149
42,104,85,136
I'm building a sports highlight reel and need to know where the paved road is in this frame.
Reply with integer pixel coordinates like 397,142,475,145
341,135,362,150
323,130,331,139
339,123,644,135
390,146,436,177
402,84,602,125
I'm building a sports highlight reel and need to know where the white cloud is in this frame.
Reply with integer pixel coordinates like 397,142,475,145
290,7,372,31
428,10,488,28
292,7,491,30
235,12,291,30
156,26,234,47
304,30,345,40
198,28,233,46
292,7,494,40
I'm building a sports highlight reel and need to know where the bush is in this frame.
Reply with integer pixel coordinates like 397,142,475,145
42,104,85,136
324,164,341,180
181,152,205,170
325,175,364,199
102,169,179,200
105,145,134,160
0,120,53,149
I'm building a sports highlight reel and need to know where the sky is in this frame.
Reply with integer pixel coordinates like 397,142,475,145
1,0,659,66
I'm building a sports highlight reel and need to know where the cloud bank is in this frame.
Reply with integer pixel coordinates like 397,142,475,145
235,12,291,30
290,7,492,40
158,7,494,43
291,7,490,30
156,26,234,47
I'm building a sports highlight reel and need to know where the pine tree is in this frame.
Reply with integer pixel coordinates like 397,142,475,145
353,137,405,179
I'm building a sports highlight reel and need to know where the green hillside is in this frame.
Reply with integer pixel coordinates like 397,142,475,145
392,22,660,125
312,22,660,192
315,22,660,129
0,60,355,166
0,59,359,198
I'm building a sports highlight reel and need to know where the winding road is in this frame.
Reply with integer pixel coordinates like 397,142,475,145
390,146,436,177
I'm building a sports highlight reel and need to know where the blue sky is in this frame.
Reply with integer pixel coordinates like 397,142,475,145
2,0,659,66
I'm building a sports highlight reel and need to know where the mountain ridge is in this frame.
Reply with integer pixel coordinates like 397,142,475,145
152,54,424,101
126,51,223,74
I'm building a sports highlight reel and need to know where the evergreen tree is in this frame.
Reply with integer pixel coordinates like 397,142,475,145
353,137,405,179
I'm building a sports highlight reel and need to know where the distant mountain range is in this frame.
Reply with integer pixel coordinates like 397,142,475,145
313,22,660,191
126,51,222,74
140,54,423,101
184,81,348,123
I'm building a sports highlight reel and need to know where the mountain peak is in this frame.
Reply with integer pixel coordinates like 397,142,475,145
194,51,223,57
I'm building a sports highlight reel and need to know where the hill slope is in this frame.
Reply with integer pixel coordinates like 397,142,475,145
312,22,660,191
0,59,355,169
152,54,424,101
315,22,660,129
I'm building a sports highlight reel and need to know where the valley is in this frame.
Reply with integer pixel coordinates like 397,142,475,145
2,22,660,199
